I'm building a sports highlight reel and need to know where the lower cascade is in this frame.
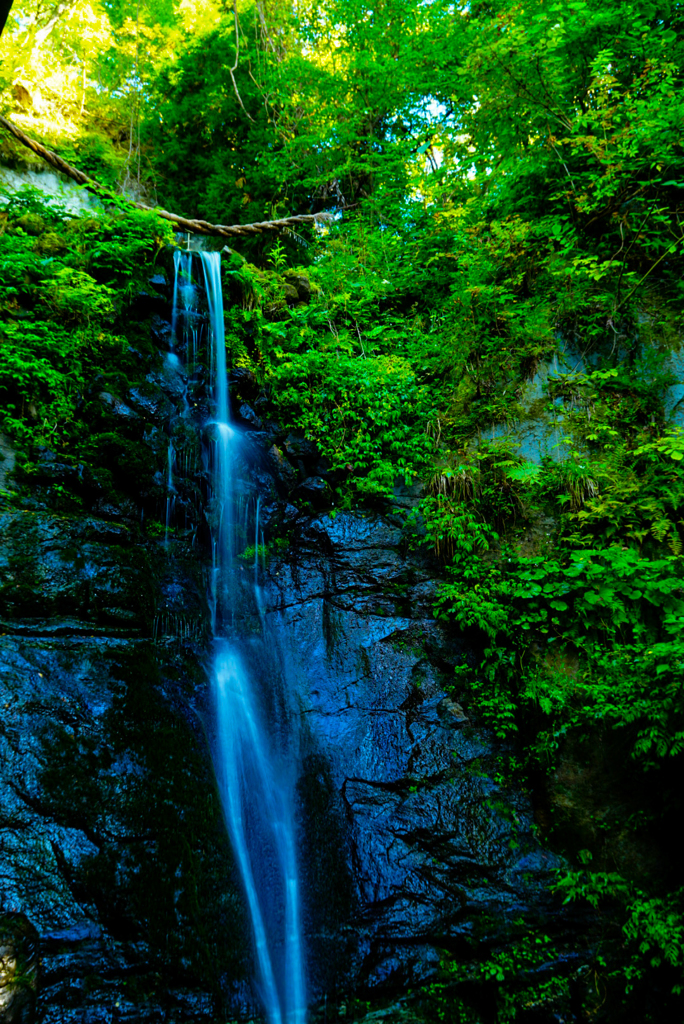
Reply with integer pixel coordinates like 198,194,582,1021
174,250,306,1023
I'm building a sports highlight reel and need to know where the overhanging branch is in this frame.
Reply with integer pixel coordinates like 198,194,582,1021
0,0,13,36
0,114,332,238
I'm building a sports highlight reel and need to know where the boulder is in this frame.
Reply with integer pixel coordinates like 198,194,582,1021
284,282,300,305
98,392,138,420
295,476,331,507
267,444,298,496
285,432,320,465
229,367,258,400
14,213,44,237
238,403,263,430
283,271,313,303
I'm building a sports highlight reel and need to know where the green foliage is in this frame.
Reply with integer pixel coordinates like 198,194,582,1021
426,413,684,1013
434,539,684,752
423,872,684,1020
270,349,433,495
0,186,170,454
39,267,116,324
624,892,684,990
142,24,285,234
554,867,684,997
412,496,498,561
423,930,577,1022
59,131,125,189
77,207,173,295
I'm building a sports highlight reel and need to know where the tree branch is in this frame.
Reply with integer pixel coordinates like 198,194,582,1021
613,232,684,316
0,0,14,36
0,114,333,238
228,0,254,122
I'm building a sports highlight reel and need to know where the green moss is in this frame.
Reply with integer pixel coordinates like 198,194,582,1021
14,212,45,236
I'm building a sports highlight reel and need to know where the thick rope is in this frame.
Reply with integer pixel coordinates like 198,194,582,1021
0,114,333,237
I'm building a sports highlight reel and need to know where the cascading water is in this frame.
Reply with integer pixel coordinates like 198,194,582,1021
164,440,175,546
171,249,195,344
172,250,306,1024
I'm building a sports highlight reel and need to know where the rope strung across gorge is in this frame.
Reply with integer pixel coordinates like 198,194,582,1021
0,114,334,238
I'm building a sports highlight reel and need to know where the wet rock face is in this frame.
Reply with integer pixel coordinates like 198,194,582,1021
0,444,574,1020
258,513,563,999
294,475,330,506
0,512,154,628
0,512,246,1021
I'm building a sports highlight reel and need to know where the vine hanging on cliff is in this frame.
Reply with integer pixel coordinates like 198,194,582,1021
0,114,333,238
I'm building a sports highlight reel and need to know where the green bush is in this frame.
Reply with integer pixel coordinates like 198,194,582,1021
270,349,434,496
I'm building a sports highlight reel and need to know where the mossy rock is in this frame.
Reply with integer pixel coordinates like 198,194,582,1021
13,213,45,237
63,216,103,236
0,913,39,1023
282,270,313,303
230,263,303,319
34,231,67,256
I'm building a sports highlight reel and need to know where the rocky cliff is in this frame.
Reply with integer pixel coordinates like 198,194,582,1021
0,269,596,1024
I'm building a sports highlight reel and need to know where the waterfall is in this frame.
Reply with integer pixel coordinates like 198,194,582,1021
172,251,306,1024
254,494,266,622
164,440,175,546
171,250,196,345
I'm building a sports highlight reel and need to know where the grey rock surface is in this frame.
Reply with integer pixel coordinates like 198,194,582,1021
255,512,562,998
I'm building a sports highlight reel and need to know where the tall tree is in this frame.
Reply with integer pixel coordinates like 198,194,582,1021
0,0,13,36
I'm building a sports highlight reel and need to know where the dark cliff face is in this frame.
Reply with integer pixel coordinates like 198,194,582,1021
0,287,588,1024
0,507,578,1020
0,509,245,1021
256,512,569,999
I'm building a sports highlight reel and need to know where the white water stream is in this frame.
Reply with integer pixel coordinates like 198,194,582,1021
172,251,306,1024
